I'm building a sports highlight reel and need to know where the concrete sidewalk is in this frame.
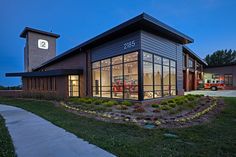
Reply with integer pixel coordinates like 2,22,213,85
185,90,236,97
0,104,116,157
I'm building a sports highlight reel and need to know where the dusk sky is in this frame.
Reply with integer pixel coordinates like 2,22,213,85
1,0,236,86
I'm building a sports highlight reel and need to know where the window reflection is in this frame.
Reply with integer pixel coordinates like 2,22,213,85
92,52,138,100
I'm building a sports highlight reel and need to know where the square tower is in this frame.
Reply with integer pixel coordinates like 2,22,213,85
20,27,60,72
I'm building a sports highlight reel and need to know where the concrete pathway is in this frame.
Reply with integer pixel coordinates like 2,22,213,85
185,90,236,97
0,104,116,157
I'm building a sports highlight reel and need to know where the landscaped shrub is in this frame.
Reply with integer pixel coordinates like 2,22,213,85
169,103,176,108
133,106,145,113
160,101,168,106
121,100,133,106
152,104,159,108
103,100,118,107
94,99,103,105
116,105,128,110
160,105,171,110
153,109,160,113
168,99,175,103
186,96,195,101
175,99,184,105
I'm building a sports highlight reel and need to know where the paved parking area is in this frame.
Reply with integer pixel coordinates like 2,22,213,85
185,90,236,97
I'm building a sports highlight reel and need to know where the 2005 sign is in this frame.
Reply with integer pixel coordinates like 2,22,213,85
123,40,136,50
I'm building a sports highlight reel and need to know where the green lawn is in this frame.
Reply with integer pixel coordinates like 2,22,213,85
0,97,236,157
0,114,15,157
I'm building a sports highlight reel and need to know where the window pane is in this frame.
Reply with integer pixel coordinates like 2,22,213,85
170,60,176,67
144,85,153,91
171,67,176,86
112,56,123,65
68,75,79,97
188,59,194,68
124,52,138,62
144,91,153,99
154,64,162,86
143,61,153,85
101,59,110,67
101,67,110,86
92,61,100,69
101,91,110,98
154,55,162,64
93,90,100,97
101,86,110,91
112,64,123,99
143,52,153,62
163,58,169,66
154,91,162,98
124,61,138,100
163,66,169,86
92,69,100,87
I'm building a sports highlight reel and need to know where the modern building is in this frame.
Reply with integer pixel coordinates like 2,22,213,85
204,64,236,89
183,46,207,91
6,13,206,101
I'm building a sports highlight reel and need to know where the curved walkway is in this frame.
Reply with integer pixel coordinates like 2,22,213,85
0,104,115,157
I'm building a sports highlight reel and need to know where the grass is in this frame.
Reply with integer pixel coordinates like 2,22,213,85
0,97,236,157
0,115,16,157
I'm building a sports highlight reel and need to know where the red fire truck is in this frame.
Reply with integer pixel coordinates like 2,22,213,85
204,79,225,91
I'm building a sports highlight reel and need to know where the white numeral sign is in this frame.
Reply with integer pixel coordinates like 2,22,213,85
123,40,135,50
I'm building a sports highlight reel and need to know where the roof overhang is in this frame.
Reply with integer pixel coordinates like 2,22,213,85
6,69,83,77
20,27,60,38
34,13,193,71
183,46,207,66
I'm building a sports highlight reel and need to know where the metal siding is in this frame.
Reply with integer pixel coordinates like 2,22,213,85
91,31,140,61
141,30,184,94
141,31,177,60
176,45,183,93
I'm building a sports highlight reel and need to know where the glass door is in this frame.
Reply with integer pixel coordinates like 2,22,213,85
68,75,80,97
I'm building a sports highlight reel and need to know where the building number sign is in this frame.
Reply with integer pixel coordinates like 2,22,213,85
123,40,135,50
38,39,49,50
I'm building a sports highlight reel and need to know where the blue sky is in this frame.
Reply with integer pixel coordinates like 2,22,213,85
0,0,236,86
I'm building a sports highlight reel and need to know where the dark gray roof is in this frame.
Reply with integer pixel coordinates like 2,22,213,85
34,13,194,71
183,46,207,66
20,27,60,38
6,69,82,77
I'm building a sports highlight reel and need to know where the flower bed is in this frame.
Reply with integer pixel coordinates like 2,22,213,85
61,95,223,128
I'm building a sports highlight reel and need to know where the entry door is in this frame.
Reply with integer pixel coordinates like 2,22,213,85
68,75,80,97
189,72,194,91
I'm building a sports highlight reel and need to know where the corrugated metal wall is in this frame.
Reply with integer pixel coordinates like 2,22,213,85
91,31,140,61
141,31,183,94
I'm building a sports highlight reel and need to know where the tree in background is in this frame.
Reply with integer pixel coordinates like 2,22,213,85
204,49,236,66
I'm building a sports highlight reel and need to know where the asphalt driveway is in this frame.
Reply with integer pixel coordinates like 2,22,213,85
185,90,236,97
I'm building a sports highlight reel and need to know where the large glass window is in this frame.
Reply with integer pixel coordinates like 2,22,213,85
154,63,162,98
112,64,123,98
92,61,100,97
143,52,153,99
101,59,111,98
224,74,233,86
92,51,138,100
170,60,176,96
143,52,176,99
124,60,138,99
163,64,170,96
68,75,79,97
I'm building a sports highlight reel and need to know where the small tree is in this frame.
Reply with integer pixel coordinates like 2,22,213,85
204,49,236,66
